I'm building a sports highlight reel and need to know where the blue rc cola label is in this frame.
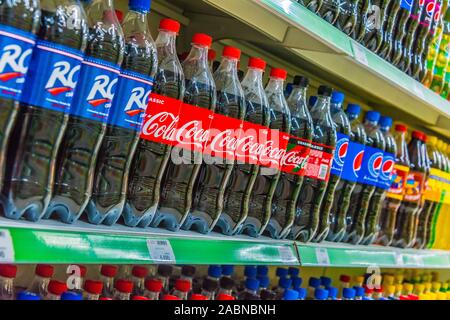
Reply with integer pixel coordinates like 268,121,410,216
107,70,153,131
357,146,383,186
376,152,396,190
330,132,350,177
0,25,36,101
70,56,120,123
340,140,365,183
21,40,84,112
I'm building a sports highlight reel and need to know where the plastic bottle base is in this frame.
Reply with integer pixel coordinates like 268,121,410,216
122,203,156,228
214,216,234,236
181,214,212,234
1,194,46,222
86,200,125,227
44,202,83,224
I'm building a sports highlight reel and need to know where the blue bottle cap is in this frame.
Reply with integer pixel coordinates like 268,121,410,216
276,267,288,278
61,291,83,301
244,266,257,278
308,96,318,107
309,277,321,288
283,289,299,300
288,267,299,277
129,0,152,13
17,292,41,300
257,266,269,276
365,111,381,123
245,278,260,291
320,276,332,287
346,103,361,115
343,287,356,299
208,265,222,278
296,287,307,299
379,116,393,128
314,288,329,300
354,286,365,297
221,265,234,276
257,275,270,288
327,286,338,299
291,276,302,289
331,91,345,104
279,277,292,289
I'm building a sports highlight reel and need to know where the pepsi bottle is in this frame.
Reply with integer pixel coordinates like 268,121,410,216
2,0,87,221
86,0,157,227
156,33,216,231
334,0,360,35
222,57,270,236
133,19,184,229
45,0,124,224
266,76,312,239
361,116,395,245
391,0,415,65
327,104,366,242
184,46,245,234
314,91,351,242
0,0,40,192
290,85,335,243
343,111,385,245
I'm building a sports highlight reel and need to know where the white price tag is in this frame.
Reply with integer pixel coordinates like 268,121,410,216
147,239,175,264
278,246,296,263
412,255,425,267
351,41,369,66
315,247,330,266
412,81,425,99
0,229,14,262
396,253,404,266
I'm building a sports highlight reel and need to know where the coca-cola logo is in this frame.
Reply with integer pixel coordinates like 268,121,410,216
141,111,179,142
280,150,309,168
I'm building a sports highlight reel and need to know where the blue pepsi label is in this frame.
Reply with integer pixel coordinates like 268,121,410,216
70,56,120,123
401,0,413,11
107,70,153,131
340,140,365,183
330,132,350,177
358,146,384,186
21,40,84,112
376,152,396,190
0,25,36,101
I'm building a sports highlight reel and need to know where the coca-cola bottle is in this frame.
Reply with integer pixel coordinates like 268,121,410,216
334,0,360,35
124,18,183,229
266,76,312,239
391,0,416,65
232,58,271,237
290,85,336,243
360,0,387,52
156,33,216,231
221,57,270,236
184,46,245,234
314,91,351,242
352,0,371,41
378,0,402,59
376,124,410,246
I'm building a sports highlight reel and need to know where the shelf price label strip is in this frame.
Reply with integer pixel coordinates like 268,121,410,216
0,229,14,262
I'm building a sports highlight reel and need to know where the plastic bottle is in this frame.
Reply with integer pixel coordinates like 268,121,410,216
296,287,307,300
274,277,293,299
289,267,300,278
157,33,215,231
339,275,351,297
0,264,16,300
352,0,371,42
376,124,410,246
99,265,117,298
327,286,339,300
131,266,148,296
314,288,329,300
128,18,183,229
45,280,68,300
431,9,450,93
315,91,351,242
360,0,387,53
291,85,335,242
113,279,133,300
143,279,162,300
344,111,385,244
258,276,276,300
219,266,235,296
283,289,299,300
320,276,332,288
362,116,394,245
234,58,271,237
391,0,416,65
171,279,191,300
180,265,197,287
318,0,341,24
17,292,41,300
27,264,53,297
393,131,428,248
2,0,87,221
238,278,261,300
334,0,360,36
47,0,124,224
266,75,311,239
308,277,321,299
303,0,322,13
61,291,83,300
201,265,221,300
87,0,157,227
378,0,402,59
84,280,103,300
354,286,365,300
342,287,356,300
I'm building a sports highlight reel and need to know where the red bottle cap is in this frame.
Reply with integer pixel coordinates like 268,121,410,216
162,294,180,300
100,265,118,278
208,49,217,62
145,279,163,292
190,294,208,300
115,279,134,294
216,293,235,300
84,280,103,295
412,130,425,141
132,266,148,278
395,124,408,132
192,33,213,47
248,57,266,70
159,18,180,33
48,280,68,296
222,46,241,60
270,68,287,80
175,279,191,292
35,264,54,278
99,297,113,300
399,295,410,300
339,275,351,283
115,10,124,24
422,133,428,142
132,296,150,300
0,264,17,278
408,294,419,300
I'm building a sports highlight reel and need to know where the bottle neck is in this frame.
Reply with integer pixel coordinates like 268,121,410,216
379,125,391,133
347,113,359,121
123,9,150,36
186,44,209,67
330,101,343,113
266,77,285,94
156,30,177,55
288,86,308,115
364,119,379,128
216,56,239,76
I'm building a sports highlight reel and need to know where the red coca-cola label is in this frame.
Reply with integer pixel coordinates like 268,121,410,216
280,136,311,175
304,142,334,181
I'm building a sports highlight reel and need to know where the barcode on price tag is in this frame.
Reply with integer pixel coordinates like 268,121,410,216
147,239,176,264
315,247,330,266
0,229,14,262
278,246,297,263
351,41,369,66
